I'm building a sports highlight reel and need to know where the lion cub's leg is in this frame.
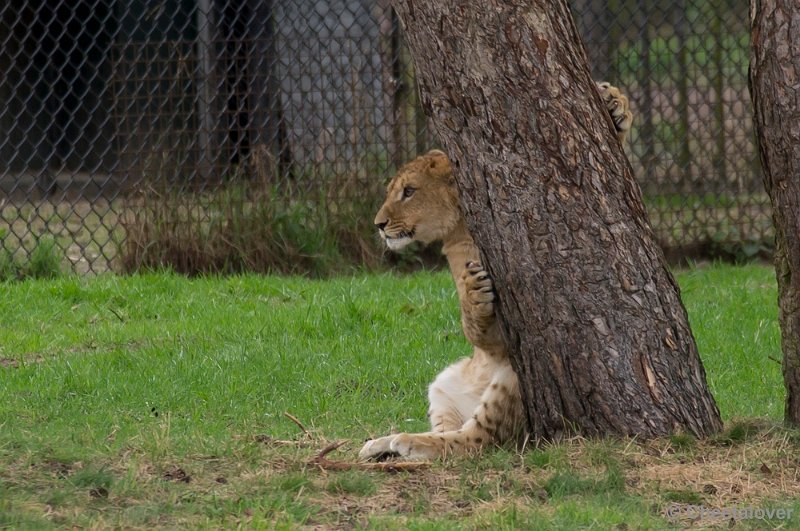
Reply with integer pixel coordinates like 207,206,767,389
457,262,505,354
596,82,633,144
359,365,523,461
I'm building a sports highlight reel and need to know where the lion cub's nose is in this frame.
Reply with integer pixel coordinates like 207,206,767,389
375,221,388,230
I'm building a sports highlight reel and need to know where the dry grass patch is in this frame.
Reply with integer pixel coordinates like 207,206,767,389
627,423,800,527
3,422,799,528
301,422,800,528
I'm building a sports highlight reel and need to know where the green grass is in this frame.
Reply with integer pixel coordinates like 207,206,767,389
680,265,784,419
0,264,797,528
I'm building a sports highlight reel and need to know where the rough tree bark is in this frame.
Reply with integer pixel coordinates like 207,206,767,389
749,0,800,425
392,0,722,439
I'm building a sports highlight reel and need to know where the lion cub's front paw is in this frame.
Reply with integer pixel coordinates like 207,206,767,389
596,81,633,142
462,261,495,320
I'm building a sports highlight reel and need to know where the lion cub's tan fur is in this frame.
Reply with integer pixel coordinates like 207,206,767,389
360,82,632,461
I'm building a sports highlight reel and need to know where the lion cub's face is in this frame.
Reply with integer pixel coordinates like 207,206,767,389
374,149,462,250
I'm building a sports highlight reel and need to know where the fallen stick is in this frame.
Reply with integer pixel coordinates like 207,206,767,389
283,411,311,437
308,440,430,473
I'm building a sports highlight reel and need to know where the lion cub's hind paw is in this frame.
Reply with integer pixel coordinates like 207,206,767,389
359,436,399,461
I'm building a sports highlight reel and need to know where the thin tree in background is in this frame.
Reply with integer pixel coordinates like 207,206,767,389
749,0,800,425
639,0,656,185
392,0,722,439
711,0,728,189
674,0,692,181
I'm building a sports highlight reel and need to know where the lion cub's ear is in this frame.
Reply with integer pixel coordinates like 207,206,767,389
425,149,452,180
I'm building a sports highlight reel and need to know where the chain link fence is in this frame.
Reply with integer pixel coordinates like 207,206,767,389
0,0,767,276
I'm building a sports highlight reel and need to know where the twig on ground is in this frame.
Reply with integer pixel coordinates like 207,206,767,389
308,440,430,473
107,306,126,323
253,434,313,447
284,411,311,437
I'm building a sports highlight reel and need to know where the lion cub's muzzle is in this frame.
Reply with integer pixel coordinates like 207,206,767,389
375,220,415,251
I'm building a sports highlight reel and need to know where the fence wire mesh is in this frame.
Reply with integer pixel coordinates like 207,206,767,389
0,0,767,276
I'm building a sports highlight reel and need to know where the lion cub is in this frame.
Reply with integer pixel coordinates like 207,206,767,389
360,83,632,460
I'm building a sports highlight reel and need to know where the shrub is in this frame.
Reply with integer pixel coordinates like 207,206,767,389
119,154,391,276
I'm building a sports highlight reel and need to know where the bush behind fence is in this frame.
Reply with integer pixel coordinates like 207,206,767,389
0,0,769,276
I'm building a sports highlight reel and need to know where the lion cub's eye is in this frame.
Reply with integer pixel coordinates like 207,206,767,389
402,186,416,199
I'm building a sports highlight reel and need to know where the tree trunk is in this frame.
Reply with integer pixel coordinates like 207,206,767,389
392,0,722,439
749,0,800,425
